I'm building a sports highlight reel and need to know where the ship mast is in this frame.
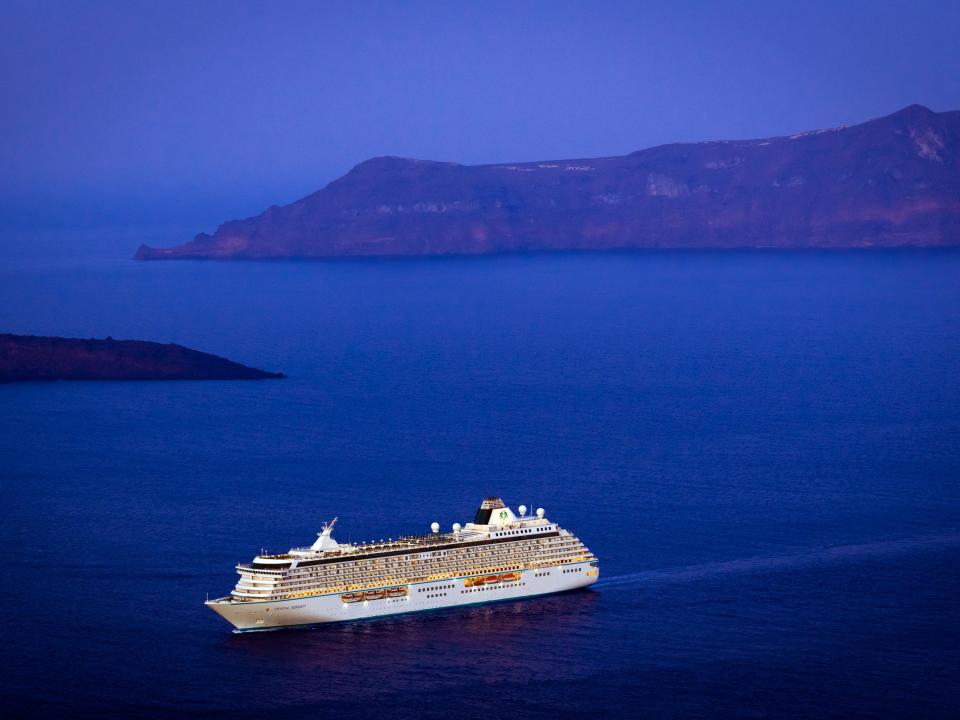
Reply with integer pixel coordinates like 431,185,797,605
310,516,340,551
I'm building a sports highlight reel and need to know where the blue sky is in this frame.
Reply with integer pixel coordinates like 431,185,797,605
2,0,958,227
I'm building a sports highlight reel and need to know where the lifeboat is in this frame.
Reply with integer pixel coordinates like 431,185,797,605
500,572,520,582
341,592,364,603
484,575,501,584
465,577,485,587
386,586,407,597
364,590,386,601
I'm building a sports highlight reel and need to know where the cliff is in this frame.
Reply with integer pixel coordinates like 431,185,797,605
135,105,960,260
0,334,286,382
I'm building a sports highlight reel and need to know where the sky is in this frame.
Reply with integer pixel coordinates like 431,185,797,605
1,0,959,229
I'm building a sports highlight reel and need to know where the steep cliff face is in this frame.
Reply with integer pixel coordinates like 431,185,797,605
136,105,960,260
0,334,286,382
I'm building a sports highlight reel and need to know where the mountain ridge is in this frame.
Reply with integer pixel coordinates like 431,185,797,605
135,105,960,260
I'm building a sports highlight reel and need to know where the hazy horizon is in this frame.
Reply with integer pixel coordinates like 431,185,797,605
2,0,959,231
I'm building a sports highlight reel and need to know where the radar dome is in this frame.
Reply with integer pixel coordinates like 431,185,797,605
518,505,528,517
430,522,440,533
452,522,462,533
536,507,545,518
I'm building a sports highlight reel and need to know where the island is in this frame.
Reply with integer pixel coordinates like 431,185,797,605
135,104,960,261
0,334,286,382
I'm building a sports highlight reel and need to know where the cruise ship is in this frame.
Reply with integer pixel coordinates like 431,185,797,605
206,497,599,631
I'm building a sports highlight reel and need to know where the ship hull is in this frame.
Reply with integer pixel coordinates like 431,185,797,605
207,562,598,631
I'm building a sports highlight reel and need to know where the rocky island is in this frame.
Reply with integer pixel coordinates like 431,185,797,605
0,334,286,382
135,104,959,261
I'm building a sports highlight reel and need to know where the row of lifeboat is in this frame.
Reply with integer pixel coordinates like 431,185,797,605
341,586,408,603
464,572,520,588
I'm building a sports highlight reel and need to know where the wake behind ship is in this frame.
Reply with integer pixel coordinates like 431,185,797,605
206,498,599,631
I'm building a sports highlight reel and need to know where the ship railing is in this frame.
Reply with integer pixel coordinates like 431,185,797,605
346,531,458,552
236,563,285,574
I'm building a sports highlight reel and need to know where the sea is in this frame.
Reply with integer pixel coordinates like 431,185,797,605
1,230,959,718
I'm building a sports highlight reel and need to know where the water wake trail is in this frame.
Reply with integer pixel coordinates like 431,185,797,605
595,531,960,590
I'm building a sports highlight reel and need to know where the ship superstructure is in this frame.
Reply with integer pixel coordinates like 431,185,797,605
206,497,599,631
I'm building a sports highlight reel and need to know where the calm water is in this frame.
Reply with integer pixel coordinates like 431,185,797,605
1,243,959,718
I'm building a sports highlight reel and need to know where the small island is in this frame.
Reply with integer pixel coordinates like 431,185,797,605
0,334,286,382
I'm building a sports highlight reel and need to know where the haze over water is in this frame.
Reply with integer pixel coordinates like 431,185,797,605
2,235,959,717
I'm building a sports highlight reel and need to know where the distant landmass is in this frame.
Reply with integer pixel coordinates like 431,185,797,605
0,334,285,382
136,105,960,261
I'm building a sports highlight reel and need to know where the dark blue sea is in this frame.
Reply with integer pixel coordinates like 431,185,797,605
2,236,959,718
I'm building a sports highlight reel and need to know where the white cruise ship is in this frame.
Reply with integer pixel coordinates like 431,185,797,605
206,497,599,631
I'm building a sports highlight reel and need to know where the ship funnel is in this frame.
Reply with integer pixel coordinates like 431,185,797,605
472,497,517,527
